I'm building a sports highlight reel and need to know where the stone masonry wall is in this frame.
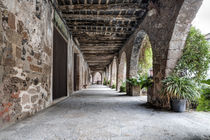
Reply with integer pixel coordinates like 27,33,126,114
0,0,89,129
0,0,54,129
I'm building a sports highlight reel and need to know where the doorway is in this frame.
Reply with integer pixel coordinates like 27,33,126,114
74,53,80,91
53,27,67,100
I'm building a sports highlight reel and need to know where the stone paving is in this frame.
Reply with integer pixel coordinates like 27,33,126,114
0,85,210,140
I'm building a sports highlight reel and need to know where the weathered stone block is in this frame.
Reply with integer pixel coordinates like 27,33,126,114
169,40,186,50
27,56,32,62
6,29,22,46
17,20,24,34
30,64,42,73
28,88,37,94
31,95,38,103
8,12,15,30
22,94,30,105
34,52,41,60
167,49,183,60
16,47,22,59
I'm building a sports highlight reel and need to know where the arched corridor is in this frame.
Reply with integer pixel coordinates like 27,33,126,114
0,0,210,138
0,85,209,140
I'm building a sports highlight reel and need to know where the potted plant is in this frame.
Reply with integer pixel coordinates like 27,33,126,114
127,74,150,96
162,74,200,112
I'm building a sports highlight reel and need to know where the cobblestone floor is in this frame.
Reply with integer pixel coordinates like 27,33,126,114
0,85,210,140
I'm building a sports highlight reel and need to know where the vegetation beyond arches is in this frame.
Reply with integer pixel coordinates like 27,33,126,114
138,36,153,76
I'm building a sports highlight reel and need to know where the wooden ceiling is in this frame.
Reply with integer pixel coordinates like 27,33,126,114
56,0,149,71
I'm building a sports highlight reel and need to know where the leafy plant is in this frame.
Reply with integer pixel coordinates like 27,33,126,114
127,74,153,89
197,79,210,111
103,78,107,85
141,77,153,89
175,27,210,82
120,82,126,92
107,80,110,85
161,74,200,101
111,84,116,89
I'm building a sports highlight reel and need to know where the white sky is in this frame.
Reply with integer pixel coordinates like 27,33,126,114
192,0,210,35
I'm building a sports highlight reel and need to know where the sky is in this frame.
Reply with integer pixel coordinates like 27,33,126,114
192,0,210,35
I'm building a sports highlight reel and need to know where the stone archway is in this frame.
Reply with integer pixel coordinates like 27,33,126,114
129,31,148,78
129,31,153,96
123,0,203,108
93,72,102,85
117,52,127,91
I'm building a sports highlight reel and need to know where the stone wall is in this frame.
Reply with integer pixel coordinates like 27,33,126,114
0,0,88,129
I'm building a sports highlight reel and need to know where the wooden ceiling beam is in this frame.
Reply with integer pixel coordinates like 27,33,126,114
80,47,120,51
61,8,144,14
82,50,118,54
80,45,122,48
69,29,133,34
59,3,142,10
67,25,134,29
63,14,137,21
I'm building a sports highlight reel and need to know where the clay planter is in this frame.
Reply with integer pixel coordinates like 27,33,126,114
171,99,187,112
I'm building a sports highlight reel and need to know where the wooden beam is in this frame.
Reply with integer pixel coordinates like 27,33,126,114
80,47,120,51
81,50,118,54
77,36,128,40
79,43,124,46
69,28,133,34
79,38,126,42
80,45,122,48
59,3,141,10
62,14,137,21
67,25,134,31
61,8,144,14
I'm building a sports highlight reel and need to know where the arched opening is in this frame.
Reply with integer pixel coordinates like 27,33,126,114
138,36,153,97
129,31,153,100
93,72,102,85
111,58,117,89
117,52,127,92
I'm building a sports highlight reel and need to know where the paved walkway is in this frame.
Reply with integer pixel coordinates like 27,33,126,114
0,85,210,140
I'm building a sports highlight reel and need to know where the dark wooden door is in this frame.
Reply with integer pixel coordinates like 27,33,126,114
53,27,67,100
74,53,80,91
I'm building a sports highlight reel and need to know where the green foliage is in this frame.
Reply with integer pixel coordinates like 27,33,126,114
138,37,153,75
103,78,107,85
161,74,200,101
175,27,210,82
141,77,153,89
120,82,126,92
107,80,110,85
197,79,210,111
127,74,153,89
111,84,116,89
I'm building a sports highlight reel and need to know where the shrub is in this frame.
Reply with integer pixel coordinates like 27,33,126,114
120,82,126,92
197,79,210,111
103,79,107,85
111,84,116,89
174,27,210,82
